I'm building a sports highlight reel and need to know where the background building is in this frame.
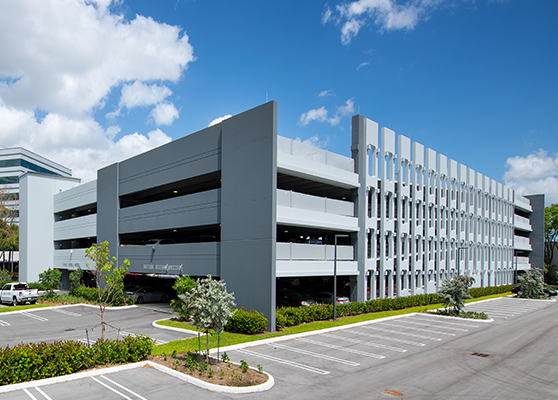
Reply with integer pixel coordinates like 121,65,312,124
19,102,544,329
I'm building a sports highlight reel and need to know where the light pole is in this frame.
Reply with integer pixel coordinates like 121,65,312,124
333,234,349,322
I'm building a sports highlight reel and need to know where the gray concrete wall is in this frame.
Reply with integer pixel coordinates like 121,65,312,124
97,163,120,261
220,101,277,330
526,194,545,276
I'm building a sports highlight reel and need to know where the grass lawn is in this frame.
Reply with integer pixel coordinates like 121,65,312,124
153,292,511,356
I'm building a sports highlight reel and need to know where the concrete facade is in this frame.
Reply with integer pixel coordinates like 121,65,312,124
19,102,544,329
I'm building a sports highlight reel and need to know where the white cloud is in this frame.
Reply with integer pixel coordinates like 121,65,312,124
357,62,370,70
299,98,356,127
299,107,330,126
503,149,558,205
328,0,444,44
294,134,331,149
120,81,173,109
317,89,336,97
338,98,355,116
0,0,193,181
150,102,179,126
208,114,232,127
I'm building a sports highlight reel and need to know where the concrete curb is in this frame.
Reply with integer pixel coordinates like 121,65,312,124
0,303,137,316
152,318,202,336
0,361,274,394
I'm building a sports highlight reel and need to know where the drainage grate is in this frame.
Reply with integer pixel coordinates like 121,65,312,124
383,390,404,397
64,328,76,331
470,352,490,358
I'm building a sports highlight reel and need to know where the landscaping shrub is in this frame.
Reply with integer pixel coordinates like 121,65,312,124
225,308,267,334
275,285,511,330
0,335,153,386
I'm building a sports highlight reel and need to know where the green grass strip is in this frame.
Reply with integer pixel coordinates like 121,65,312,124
153,292,511,356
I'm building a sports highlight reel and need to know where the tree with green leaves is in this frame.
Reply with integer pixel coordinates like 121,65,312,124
69,267,84,294
38,268,61,297
170,275,196,321
437,275,475,314
181,275,236,363
545,204,558,266
0,188,18,273
517,269,545,298
85,241,130,339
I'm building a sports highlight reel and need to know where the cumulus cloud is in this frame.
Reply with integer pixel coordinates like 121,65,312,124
326,0,445,44
0,0,194,181
299,98,355,127
503,149,558,205
150,102,179,126
208,114,232,127
294,134,331,149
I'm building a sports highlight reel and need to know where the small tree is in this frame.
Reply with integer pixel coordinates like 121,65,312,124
170,275,196,321
437,275,475,314
38,268,61,297
69,267,84,294
0,269,11,286
85,241,130,339
517,269,545,298
544,204,558,266
182,275,236,363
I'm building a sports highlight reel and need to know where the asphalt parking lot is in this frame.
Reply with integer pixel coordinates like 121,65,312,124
0,303,193,348
1,297,557,399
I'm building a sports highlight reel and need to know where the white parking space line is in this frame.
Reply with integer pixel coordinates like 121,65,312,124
34,388,53,400
320,333,407,352
22,388,38,400
237,348,330,375
398,319,469,332
91,376,134,400
410,315,480,328
348,330,426,347
269,343,360,366
363,326,443,341
50,308,81,317
101,375,149,400
0,319,10,326
21,312,48,322
297,338,386,359
154,339,168,345
382,322,457,336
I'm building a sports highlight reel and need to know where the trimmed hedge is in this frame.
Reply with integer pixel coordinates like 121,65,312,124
275,284,513,330
0,335,154,386
225,308,268,334
71,285,133,306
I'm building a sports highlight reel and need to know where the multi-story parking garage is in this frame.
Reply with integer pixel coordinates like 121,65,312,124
19,102,544,330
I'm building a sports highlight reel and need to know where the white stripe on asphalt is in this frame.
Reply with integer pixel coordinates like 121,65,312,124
410,316,479,328
236,349,330,375
91,376,134,400
362,326,442,341
21,312,48,322
34,387,53,400
389,320,467,332
269,343,360,366
101,375,149,400
320,333,407,352
298,338,385,359
23,388,38,400
348,330,425,346
51,308,81,317
381,322,456,336
0,320,10,326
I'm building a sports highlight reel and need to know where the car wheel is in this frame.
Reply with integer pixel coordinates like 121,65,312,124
12,297,18,307
517,290,523,296
136,296,144,304
161,294,168,303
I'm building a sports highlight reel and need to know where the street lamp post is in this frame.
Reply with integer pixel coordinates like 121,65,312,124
333,234,349,322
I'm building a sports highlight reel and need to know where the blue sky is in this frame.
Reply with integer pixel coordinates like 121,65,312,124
0,0,556,203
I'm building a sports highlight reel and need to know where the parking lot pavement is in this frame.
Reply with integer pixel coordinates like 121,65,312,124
0,304,192,348
463,296,556,319
224,313,489,382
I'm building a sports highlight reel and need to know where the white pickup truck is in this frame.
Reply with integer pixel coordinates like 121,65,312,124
0,282,39,306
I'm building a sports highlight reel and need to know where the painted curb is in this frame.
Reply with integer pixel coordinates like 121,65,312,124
152,318,201,336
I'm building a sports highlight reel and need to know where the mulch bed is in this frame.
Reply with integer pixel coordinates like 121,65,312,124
147,352,268,387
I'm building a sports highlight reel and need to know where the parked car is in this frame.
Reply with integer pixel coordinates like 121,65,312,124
0,282,39,306
124,286,169,304
312,291,350,304
511,285,557,297
276,289,317,307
